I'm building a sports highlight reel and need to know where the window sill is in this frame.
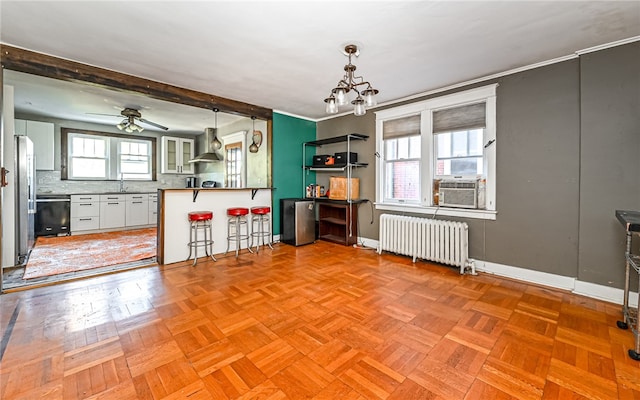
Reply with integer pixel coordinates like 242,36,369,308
375,203,497,220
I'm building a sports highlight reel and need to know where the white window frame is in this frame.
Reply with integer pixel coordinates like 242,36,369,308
118,138,153,180
375,84,497,220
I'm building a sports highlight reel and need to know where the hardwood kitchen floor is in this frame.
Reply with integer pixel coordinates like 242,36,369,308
1,241,638,399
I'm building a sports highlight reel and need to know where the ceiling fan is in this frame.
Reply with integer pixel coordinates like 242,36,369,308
88,107,169,132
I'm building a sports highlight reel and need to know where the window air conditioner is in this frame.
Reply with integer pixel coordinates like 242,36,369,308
438,179,484,209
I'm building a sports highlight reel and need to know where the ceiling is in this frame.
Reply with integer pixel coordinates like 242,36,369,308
1,1,639,126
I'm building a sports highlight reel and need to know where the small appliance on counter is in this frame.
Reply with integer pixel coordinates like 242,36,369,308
186,176,197,188
201,181,220,188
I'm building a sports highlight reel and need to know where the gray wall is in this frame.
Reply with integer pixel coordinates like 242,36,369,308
579,43,640,287
317,41,640,288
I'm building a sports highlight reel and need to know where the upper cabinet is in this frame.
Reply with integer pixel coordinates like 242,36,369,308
15,119,55,170
161,136,194,174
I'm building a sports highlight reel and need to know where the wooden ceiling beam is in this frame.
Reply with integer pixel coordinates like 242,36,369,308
1,45,273,120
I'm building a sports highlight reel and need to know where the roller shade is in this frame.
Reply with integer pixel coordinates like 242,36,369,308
383,115,420,139
433,102,486,134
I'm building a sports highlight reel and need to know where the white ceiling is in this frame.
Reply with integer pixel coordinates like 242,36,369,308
1,1,639,126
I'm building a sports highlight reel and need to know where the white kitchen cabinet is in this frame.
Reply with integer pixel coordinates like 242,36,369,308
126,194,149,226
148,193,158,225
161,136,194,174
99,194,126,229
15,119,55,171
71,194,100,233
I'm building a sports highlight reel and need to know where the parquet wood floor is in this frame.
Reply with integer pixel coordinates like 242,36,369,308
1,241,639,399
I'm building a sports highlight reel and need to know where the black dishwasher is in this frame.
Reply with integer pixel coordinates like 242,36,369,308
35,194,71,236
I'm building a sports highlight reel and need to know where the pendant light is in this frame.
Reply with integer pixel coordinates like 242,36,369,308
249,116,262,153
211,108,222,150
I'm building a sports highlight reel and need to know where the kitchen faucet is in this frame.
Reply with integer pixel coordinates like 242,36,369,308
119,175,125,192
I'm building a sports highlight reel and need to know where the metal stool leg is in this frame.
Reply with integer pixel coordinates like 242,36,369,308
192,221,199,266
186,221,194,262
203,220,216,262
263,214,273,250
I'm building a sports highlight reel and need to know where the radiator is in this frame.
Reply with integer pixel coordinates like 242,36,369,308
378,214,473,274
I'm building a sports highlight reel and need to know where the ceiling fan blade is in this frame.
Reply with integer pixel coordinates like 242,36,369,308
86,112,122,117
137,117,169,131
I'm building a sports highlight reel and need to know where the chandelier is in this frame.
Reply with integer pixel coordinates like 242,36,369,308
324,44,379,116
116,115,144,133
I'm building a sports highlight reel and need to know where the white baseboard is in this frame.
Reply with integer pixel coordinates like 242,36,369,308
337,237,638,307
474,260,638,307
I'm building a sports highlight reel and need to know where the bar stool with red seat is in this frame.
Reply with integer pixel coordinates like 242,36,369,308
250,206,273,252
186,211,216,266
225,207,254,257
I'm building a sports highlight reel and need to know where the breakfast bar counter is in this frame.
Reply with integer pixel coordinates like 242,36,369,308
157,188,273,264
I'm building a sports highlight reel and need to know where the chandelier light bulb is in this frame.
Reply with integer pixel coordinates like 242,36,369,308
324,96,338,114
334,87,348,106
362,88,378,107
325,44,379,116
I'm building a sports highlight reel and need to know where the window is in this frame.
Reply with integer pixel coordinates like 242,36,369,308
375,84,497,220
225,142,242,188
119,140,152,179
61,128,156,180
382,115,421,204
69,135,107,178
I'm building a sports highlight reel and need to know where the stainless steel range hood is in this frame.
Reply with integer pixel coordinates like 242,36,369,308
189,127,222,163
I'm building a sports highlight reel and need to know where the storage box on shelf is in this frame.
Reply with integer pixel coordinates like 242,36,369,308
329,177,359,200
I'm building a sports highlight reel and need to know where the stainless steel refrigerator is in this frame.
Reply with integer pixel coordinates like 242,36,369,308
280,198,315,246
15,136,36,264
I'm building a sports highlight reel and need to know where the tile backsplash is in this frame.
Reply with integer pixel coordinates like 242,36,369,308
36,170,192,194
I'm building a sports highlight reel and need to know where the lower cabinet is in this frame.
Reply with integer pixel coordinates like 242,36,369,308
71,194,100,232
148,193,158,225
71,193,156,234
317,202,358,246
100,194,126,229
126,194,150,227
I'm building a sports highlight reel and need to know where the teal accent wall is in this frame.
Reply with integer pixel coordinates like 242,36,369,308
272,113,316,235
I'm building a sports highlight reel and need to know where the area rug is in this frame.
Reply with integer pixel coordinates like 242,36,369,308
23,228,157,280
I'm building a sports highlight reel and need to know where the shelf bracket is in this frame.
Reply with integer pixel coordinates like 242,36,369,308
192,189,200,202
